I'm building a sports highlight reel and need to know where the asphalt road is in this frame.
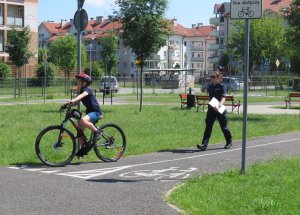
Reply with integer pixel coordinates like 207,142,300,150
1,132,300,215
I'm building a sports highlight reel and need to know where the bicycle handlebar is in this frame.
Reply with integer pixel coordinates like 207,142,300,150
60,103,70,112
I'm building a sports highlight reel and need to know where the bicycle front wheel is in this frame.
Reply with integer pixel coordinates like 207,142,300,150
94,123,126,162
35,126,76,167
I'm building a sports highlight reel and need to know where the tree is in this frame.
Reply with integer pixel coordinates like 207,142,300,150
0,62,11,80
114,0,170,111
35,62,56,86
84,61,104,78
6,27,31,97
48,35,87,93
99,34,118,77
228,13,288,74
284,0,300,75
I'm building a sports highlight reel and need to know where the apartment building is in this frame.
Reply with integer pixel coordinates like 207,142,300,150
209,0,292,69
39,17,215,80
0,0,38,69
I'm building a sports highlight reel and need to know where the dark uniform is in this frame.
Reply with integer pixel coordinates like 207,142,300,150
201,83,232,147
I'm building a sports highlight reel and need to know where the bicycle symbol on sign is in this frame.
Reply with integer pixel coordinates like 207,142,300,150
119,167,197,181
238,7,254,18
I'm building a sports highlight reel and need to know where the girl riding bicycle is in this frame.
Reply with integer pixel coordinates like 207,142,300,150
67,73,102,156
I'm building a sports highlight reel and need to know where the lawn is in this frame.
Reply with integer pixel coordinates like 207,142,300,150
167,156,300,214
0,104,299,166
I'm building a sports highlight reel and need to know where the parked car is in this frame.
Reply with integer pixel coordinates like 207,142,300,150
201,77,239,93
99,76,119,93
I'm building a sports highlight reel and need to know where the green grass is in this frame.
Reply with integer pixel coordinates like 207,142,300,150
0,104,299,166
167,156,300,214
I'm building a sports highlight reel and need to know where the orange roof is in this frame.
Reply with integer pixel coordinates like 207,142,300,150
42,17,216,43
263,0,292,14
42,21,70,35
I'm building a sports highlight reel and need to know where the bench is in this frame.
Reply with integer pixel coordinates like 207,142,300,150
284,92,300,108
225,95,241,113
179,94,188,109
195,95,210,112
196,95,240,113
70,86,97,99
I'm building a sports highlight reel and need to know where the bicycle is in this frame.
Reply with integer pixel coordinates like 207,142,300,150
35,104,126,167
238,7,254,18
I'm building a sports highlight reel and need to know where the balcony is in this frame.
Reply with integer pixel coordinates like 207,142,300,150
209,31,219,37
191,57,204,62
190,46,204,52
210,56,220,63
150,55,161,61
210,17,220,26
7,0,24,4
210,44,225,50
170,55,180,61
209,17,224,26
168,44,180,50
86,44,97,51
7,17,23,27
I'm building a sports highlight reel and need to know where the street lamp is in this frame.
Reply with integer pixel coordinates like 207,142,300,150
89,37,95,77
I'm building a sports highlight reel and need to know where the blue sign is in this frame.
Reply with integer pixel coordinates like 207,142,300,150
263,58,270,66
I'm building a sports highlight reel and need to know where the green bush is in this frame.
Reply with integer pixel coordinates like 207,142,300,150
84,61,104,78
0,62,11,80
35,62,56,86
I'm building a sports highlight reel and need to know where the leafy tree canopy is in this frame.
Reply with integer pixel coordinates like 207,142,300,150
114,0,170,60
228,13,288,71
7,27,31,68
99,34,118,75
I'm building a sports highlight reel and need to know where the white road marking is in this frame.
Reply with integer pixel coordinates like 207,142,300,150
119,167,197,181
57,166,132,179
7,138,300,179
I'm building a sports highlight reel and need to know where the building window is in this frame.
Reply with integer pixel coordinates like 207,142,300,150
123,62,127,68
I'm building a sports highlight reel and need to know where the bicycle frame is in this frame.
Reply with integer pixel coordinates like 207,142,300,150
59,108,89,145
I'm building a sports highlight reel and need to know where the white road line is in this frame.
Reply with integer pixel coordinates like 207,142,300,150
7,138,300,180
121,138,300,169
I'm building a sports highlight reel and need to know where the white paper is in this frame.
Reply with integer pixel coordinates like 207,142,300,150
209,97,227,114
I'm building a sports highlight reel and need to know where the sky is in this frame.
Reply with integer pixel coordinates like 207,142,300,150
38,0,228,28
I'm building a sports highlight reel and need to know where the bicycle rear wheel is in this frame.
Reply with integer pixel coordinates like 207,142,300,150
94,123,126,162
35,125,76,167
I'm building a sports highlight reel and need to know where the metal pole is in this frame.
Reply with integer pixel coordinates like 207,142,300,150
241,19,250,175
24,62,28,104
288,60,291,95
76,0,82,154
89,46,92,77
44,61,46,103
77,0,81,113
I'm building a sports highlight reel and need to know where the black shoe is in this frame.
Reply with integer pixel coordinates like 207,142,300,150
196,144,207,151
75,146,91,157
224,142,232,149
92,129,102,143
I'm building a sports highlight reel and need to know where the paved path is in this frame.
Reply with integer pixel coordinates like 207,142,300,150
1,132,300,214
1,97,298,115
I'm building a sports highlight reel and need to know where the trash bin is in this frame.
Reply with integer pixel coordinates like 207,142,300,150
187,87,195,108
105,87,110,95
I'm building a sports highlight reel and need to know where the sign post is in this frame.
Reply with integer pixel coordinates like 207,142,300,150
231,0,262,174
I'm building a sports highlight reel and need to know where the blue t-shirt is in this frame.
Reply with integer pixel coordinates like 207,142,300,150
80,86,101,114
208,83,226,102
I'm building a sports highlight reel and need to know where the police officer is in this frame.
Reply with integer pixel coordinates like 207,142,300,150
197,71,232,151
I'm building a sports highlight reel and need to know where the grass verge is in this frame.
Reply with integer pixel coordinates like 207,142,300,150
0,104,299,166
167,156,300,214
